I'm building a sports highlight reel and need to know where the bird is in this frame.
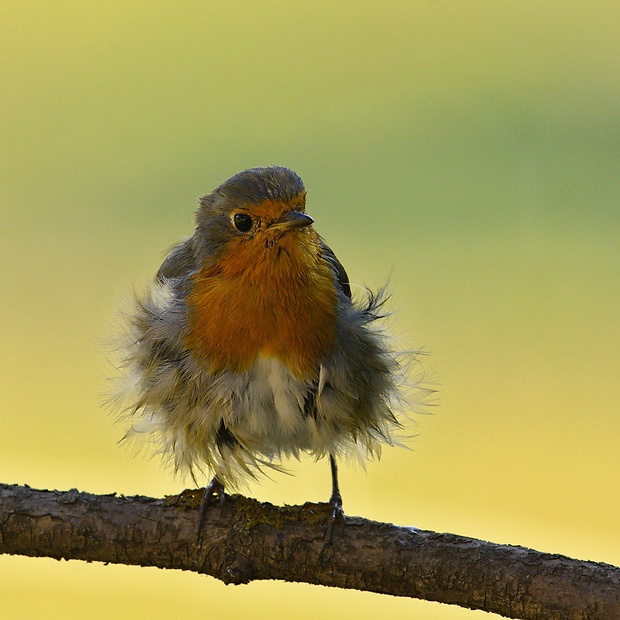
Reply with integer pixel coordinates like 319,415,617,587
113,166,411,534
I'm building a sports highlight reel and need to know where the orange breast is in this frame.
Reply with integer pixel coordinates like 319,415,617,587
186,229,338,378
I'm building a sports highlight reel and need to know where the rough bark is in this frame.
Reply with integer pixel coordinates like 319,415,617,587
0,483,618,619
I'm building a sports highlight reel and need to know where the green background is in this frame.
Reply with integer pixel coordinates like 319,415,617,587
1,2,618,618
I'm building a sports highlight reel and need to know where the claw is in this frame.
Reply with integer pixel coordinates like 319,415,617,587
196,476,225,544
319,455,344,558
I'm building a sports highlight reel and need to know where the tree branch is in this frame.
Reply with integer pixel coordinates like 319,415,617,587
0,483,618,619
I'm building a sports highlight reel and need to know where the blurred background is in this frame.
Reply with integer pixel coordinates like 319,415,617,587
1,2,618,618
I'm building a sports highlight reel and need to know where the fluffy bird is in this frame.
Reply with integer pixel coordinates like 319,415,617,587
114,166,409,525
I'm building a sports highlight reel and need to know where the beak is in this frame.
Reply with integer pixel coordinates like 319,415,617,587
271,210,314,231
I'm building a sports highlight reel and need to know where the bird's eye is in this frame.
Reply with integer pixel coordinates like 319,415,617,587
233,213,253,233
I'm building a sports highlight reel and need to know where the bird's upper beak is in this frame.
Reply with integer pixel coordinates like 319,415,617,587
270,210,314,231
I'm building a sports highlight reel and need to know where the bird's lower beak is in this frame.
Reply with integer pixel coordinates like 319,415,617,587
272,210,314,231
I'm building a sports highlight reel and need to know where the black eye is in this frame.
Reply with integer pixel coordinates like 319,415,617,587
233,213,253,233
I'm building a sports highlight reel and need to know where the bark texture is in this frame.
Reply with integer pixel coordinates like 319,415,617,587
0,483,618,619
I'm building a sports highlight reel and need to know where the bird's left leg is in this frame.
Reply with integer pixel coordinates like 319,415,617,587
328,453,344,522
321,454,344,555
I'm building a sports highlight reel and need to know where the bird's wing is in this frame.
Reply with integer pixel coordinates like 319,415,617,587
294,240,352,418
319,239,351,299
156,237,197,282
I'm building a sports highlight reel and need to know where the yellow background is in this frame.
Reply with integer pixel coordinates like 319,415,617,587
1,2,618,618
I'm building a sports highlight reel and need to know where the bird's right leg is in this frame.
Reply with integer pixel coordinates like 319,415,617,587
196,476,225,543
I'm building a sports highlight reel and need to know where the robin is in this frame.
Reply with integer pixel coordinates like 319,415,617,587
113,166,413,533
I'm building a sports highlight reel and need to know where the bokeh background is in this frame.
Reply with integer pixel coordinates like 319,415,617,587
1,2,618,618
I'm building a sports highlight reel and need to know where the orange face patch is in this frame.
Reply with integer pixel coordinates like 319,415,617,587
186,200,338,378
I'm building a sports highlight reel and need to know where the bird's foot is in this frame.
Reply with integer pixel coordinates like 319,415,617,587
319,491,344,559
196,477,225,544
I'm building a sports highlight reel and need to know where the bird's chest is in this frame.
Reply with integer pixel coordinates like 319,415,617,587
186,244,338,378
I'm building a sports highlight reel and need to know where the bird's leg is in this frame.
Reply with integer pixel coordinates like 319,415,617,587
328,453,344,522
320,454,344,556
196,476,225,544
